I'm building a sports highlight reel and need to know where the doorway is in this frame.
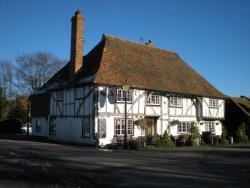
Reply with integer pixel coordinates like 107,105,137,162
145,116,158,145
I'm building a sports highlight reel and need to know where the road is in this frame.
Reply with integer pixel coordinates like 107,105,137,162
0,138,250,188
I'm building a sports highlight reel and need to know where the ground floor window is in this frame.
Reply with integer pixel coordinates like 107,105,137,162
205,121,215,133
177,122,188,133
36,119,41,132
82,117,91,137
49,117,56,135
98,119,106,138
115,118,134,136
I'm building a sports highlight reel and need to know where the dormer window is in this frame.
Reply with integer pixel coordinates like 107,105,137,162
116,89,132,103
169,97,182,107
147,92,160,105
209,98,218,108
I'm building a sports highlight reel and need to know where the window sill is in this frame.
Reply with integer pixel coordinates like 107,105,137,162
146,104,160,106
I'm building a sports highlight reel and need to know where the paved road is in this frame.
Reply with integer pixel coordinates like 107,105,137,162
0,139,250,188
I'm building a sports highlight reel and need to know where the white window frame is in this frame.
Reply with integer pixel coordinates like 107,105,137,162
205,121,215,133
169,97,182,107
177,122,188,133
147,92,160,105
75,87,84,99
36,119,41,132
56,90,63,101
116,89,132,103
82,117,91,137
114,118,134,136
209,98,219,108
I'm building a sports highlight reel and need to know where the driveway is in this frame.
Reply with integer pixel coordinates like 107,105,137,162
0,138,249,188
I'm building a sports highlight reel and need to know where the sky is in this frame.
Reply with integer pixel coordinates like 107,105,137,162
0,0,249,97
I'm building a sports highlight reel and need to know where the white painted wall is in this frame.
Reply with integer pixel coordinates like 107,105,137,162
31,117,48,137
202,98,225,119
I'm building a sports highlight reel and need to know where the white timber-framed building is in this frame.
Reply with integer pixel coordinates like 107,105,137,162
30,10,227,146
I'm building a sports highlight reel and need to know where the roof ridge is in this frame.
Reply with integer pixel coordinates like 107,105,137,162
103,34,179,55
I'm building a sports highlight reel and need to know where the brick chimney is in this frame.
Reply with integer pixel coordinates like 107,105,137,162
70,10,84,79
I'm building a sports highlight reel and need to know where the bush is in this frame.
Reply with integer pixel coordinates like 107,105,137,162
188,122,201,139
0,118,22,134
201,132,214,145
219,137,229,145
128,139,140,150
151,135,161,147
236,124,249,143
176,134,190,147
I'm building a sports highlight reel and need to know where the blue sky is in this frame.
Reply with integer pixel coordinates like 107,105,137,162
0,0,249,97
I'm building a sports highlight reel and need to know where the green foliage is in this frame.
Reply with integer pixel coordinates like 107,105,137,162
188,122,201,139
134,117,147,132
0,87,9,121
236,123,249,143
221,124,228,138
155,131,175,148
8,102,30,124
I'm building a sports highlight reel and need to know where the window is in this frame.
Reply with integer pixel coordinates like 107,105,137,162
49,117,56,135
147,92,160,105
98,119,106,138
36,119,41,132
56,90,63,101
177,122,188,133
115,118,134,136
75,87,84,99
82,117,91,137
170,97,182,107
116,89,132,103
209,98,219,108
205,121,215,133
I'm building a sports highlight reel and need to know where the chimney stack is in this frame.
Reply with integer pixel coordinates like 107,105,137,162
70,10,84,79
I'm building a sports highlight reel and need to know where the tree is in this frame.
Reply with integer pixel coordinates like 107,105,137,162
15,52,66,95
0,59,14,98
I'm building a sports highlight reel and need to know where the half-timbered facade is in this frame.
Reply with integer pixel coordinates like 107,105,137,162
30,10,227,146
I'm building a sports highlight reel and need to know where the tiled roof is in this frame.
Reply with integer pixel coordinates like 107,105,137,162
231,96,250,117
93,35,226,98
34,34,226,99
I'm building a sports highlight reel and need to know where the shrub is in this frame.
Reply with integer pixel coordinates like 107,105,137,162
201,132,213,145
128,139,140,150
236,123,249,143
0,118,22,134
188,122,201,139
151,135,161,147
219,137,229,145
176,134,190,147
156,131,175,148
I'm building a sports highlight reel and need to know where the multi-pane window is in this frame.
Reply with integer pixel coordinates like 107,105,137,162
205,121,215,133
116,89,132,103
56,90,63,101
75,87,84,99
209,99,219,108
36,119,41,132
169,97,182,107
49,117,56,135
115,118,134,136
82,117,91,137
147,92,160,105
177,122,188,133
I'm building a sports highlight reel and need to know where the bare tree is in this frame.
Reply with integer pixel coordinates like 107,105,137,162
15,52,66,95
0,59,14,98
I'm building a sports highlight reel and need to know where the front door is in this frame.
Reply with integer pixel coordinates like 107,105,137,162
145,117,157,145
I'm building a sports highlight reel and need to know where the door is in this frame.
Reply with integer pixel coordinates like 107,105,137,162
145,117,157,145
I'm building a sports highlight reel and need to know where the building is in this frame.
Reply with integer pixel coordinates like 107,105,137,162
30,10,227,146
225,96,250,140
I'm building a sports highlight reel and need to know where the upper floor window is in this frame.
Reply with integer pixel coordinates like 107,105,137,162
205,121,215,133
115,118,134,136
209,98,219,108
177,122,188,133
56,90,63,101
169,97,182,107
75,87,84,99
116,89,132,103
147,92,160,105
